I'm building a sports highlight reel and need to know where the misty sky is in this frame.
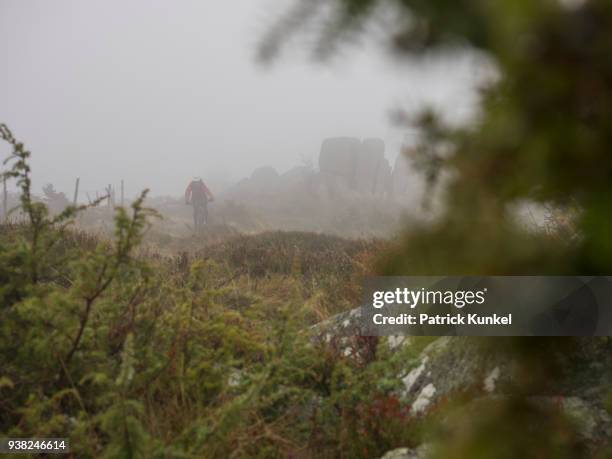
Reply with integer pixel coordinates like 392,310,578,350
0,0,483,199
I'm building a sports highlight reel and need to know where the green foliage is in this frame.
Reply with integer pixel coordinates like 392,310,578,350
0,126,416,457
432,396,583,459
264,0,612,456
4,0,610,455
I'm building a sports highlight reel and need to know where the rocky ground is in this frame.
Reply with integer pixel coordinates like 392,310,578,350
315,308,612,458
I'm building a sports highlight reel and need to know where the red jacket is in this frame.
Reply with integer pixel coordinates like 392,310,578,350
185,180,214,204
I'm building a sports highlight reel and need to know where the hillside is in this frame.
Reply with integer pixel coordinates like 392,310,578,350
1,203,421,458
4,217,610,458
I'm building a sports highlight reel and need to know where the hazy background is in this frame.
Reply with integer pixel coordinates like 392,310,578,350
0,0,482,200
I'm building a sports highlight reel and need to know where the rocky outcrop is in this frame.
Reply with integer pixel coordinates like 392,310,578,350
313,308,612,455
281,165,311,184
319,137,361,190
249,166,281,190
380,445,431,459
218,136,426,236
226,136,401,202
225,166,282,199
319,137,392,196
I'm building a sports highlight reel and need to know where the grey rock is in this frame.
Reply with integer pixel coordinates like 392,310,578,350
281,165,312,184
379,444,431,459
549,396,611,444
318,137,392,196
319,137,360,189
250,166,280,185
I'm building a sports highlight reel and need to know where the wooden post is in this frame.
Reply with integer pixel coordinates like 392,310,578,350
73,177,80,206
2,177,7,223
121,179,124,207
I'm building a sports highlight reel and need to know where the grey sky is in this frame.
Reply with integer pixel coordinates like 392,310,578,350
0,0,482,198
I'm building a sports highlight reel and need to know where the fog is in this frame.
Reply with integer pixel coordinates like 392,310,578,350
0,0,482,199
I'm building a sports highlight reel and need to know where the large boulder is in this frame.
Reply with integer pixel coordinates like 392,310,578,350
223,166,281,204
319,137,360,189
280,165,312,187
250,166,280,185
379,445,431,459
319,137,393,196
313,308,612,451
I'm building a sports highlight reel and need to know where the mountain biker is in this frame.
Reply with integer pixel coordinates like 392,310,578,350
185,177,214,231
